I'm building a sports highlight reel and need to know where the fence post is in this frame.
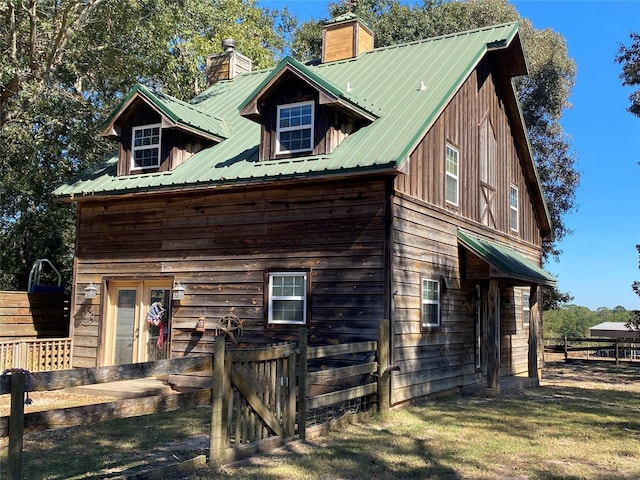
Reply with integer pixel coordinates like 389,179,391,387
615,338,620,366
7,371,26,480
564,336,568,362
285,347,296,438
297,327,308,442
209,336,227,466
377,318,390,413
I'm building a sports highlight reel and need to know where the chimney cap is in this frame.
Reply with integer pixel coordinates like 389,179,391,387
222,38,236,53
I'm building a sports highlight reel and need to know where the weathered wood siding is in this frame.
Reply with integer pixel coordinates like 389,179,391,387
395,56,542,247
71,179,387,367
390,56,545,402
115,103,209,176
258,74,363,161
0,292,70,340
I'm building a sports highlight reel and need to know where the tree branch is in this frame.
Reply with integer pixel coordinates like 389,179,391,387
47,0,106,75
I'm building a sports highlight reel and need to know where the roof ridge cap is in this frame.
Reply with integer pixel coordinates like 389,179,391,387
316,21,519,62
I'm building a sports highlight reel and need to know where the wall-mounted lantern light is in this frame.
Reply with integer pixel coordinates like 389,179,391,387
84,282,98,299
172,281,186,301
195,308,206,333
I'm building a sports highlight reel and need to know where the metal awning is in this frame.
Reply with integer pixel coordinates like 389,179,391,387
457,230,556,287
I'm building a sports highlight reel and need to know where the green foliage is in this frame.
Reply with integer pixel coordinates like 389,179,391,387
616,32,640,117
0,0,285,291
544,304,634,338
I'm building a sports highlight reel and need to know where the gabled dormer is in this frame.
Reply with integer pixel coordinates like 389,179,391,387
100,84,228,176
238,56,379,161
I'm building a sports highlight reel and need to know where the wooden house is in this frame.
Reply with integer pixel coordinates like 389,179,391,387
54,15,556,402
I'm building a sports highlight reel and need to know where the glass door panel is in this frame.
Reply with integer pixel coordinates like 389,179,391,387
114,288,138,365
106,280,171,366
145,288,171,361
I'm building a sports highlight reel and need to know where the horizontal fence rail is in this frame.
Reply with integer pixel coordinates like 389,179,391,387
2,320,393,478
545,336,640,365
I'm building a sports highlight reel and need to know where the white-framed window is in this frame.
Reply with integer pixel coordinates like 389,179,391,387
522,291,530,326
445,143,459,206
132,124,161,170
268,272,307,324
510,184,519,232
277,101,314,154
421,278,440,328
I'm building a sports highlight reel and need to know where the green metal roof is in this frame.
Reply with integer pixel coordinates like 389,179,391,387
55,22,527,200
457,230,556,286
238,56,380,121
100,83,229,141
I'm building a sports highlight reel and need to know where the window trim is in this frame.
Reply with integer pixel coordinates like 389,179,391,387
131,123,162,171
267,271,309,325
276,101,314,154
445,143,459,207
421,277,441,329
510,184,519,232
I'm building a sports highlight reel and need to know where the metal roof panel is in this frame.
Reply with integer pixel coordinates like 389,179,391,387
55,22,524,200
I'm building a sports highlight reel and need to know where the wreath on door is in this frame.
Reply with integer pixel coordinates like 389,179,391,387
147,302,167,348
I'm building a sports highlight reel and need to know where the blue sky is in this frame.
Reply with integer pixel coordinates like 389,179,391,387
259,0,640,310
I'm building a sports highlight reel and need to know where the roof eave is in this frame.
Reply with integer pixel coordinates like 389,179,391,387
54,163,401,203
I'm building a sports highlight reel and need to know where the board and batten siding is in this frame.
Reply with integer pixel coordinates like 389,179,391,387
390,56,545,401
70,179,387,367
395,56,543,248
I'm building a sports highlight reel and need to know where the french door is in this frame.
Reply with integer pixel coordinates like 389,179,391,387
105,280,171,365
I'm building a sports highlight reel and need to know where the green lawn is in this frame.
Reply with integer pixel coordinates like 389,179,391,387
2,360,640,479
194,360,640,480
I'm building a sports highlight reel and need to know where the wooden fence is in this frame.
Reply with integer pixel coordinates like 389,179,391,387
0,338,73,372
1,321,390,479
0,291,70,340
545,336,640,365
0,290,71,373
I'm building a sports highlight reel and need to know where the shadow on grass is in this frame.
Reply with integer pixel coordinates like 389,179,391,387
5,362,640,479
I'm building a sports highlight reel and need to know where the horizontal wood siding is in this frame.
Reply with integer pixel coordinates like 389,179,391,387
395,56,542,248
0,292,70,340
391,194,479,403
72,179,387,366
390,193,544,401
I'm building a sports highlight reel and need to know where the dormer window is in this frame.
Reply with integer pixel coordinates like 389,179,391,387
132,124,162,170
277,101,314,154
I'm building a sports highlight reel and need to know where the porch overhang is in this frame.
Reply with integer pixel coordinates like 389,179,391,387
457,230,556,287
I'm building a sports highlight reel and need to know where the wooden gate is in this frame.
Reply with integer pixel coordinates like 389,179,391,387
210,336,297,465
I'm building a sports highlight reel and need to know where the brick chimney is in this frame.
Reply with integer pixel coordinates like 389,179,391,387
322,14,374,63
206,38,252,87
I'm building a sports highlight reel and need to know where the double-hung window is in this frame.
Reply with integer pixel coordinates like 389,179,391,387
421,278,440,328
445,144,459,206
277,101,314,154
132,124,161,170
510,184,519,232
268,272,308,324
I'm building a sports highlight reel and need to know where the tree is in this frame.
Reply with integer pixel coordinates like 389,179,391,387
617,34,640,330
291,0,578,307
616,32,640,117
0,0,285,290
544,304,595,338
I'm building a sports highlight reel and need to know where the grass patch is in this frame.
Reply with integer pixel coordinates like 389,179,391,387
2,360,640,479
